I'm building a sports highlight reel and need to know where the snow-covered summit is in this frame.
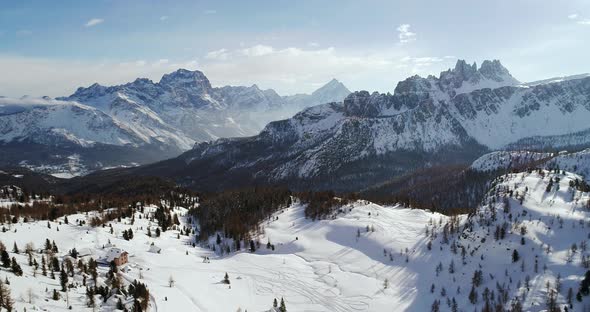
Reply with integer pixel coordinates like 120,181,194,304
310,78,351,104
159,68,213,92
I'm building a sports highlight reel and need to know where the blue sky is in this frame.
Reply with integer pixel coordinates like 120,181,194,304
1,0,589,96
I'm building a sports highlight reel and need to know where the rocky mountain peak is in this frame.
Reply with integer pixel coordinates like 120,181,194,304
343,91,382,117
309,79,351,105
478,59,518,83
393,75,433,95
70,82,109,99
437,59,519,94
453,59,478,79
131,77,155,86
312,79,349,96
159,69,212,93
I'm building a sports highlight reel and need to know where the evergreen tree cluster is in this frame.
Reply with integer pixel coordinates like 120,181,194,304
191,187,292,241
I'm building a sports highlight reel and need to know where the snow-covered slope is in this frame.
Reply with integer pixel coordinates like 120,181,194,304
547,149,590,180
471,148,590,183
0,98,148,147
0,97,190,176
523,73,590,87
470,150,554,172
3,169,590,311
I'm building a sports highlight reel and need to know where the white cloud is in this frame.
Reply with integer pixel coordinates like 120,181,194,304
196,45,452,94
153,59,170,67
568,14,590,25
0,45,454,97
240,44,274,57
160,16,169,21
85,18,104,27
397,24,416,44
0,56,191,97
400,56,456,74
308,42,320,48
205,48,230,60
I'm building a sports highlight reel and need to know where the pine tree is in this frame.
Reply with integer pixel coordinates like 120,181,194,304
431,299,440,312
41,256,47,276
0,250,10,268
52,289,59,300
224,272,230,284
11,242,18,254
279,297,287,312
117,297,124,309
469,286,478,304
273,298,278,308
60,268,68,291
472,270,483,287
546,288,558,311
511,298,523,312
579,270,590,295
86,286,95,307
0,280,14,312
512,249,520,262
10,258,22,276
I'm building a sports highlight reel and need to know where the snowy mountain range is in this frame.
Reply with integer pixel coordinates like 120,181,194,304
0,71,350,175
133,59,590,192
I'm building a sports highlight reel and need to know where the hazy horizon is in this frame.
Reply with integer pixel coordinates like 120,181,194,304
1,0,589,97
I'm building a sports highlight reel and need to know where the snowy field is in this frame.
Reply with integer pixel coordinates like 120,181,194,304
1,169,590,311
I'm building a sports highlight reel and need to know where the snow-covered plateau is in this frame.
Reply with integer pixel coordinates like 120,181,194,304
1,167,590,311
